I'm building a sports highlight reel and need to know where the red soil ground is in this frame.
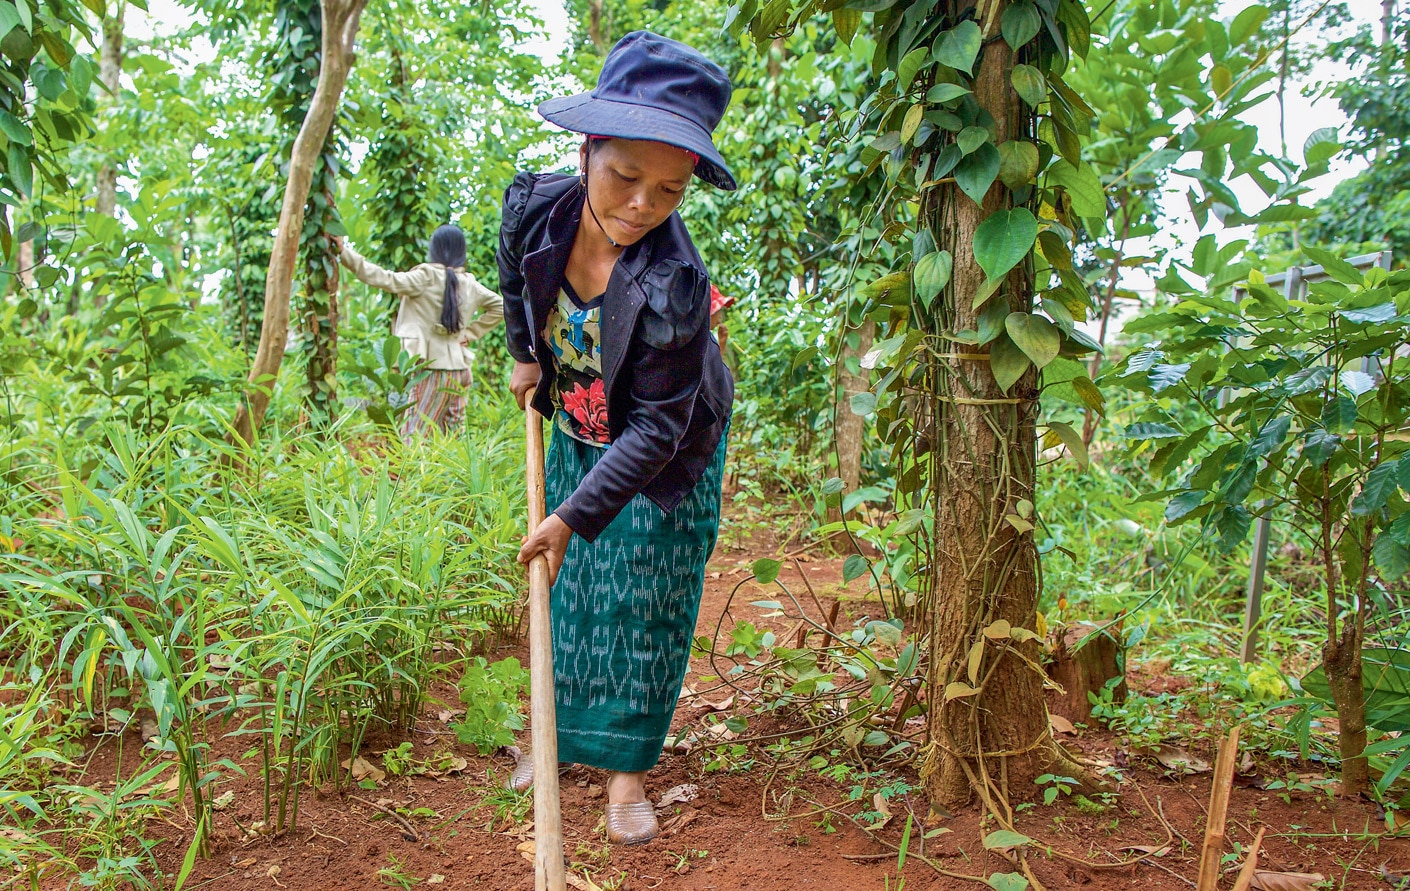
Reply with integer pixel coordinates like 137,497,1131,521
53,539,1410,890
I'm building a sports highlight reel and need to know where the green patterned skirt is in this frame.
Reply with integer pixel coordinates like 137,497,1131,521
545,426,727,773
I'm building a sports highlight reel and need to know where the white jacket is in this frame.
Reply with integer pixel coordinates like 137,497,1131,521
340,243,505,371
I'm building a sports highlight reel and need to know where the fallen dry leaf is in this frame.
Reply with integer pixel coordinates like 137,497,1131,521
566,873,604,891
340,756,385,784
1249,870,1326,891
657,783,700,808
516,840,535,863
872,793,894,829
1150,744,1211,775
587,784,603,799
1049,714,1077,735
211,790,235,811
705,722,738,741
700,694,735,712
427,875,445,885
1117,844,1171,858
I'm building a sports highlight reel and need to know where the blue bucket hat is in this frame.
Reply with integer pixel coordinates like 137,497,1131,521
538,31,737,191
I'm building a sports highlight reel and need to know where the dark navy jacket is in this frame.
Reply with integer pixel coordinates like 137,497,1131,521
497,172,734,542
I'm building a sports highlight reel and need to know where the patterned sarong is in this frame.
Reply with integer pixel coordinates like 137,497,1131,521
545,424,728,772
401,368,471,440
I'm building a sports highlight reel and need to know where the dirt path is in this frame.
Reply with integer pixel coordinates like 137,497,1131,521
62,536,1410,890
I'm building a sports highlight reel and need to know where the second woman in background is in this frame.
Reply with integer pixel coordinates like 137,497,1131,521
339,225,504,440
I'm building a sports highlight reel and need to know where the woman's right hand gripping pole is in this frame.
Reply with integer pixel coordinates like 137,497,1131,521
510,360,541,410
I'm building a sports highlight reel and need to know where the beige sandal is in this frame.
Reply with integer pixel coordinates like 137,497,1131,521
605,801,659,845
505,755,533,793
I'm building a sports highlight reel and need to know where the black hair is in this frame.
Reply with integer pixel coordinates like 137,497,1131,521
428,225,467,332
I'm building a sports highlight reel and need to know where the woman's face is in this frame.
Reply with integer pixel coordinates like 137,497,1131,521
581,138,694,247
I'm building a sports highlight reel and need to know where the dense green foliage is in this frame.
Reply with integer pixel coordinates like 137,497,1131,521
0,0,1408,884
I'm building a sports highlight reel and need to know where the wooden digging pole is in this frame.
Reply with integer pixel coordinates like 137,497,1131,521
525,409,566,891
1197,724,1241,891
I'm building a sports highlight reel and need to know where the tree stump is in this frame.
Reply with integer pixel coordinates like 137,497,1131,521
1046,622,1127,723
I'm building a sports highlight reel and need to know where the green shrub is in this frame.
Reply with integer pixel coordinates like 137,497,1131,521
451,657,529,754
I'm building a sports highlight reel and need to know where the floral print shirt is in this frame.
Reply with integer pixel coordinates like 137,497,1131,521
545,286,609,448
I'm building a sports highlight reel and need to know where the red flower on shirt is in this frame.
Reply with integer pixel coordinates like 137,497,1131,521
562,379,609,442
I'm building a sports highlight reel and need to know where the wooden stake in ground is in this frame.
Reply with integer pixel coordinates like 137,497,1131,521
1230,826,1266,891
1197,724,1241,891
525,409,566,891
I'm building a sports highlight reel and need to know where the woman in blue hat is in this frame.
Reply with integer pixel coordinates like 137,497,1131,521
499,31,735,845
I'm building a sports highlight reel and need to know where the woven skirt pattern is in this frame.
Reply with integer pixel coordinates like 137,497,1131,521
545,426,727,773
401,368,471,440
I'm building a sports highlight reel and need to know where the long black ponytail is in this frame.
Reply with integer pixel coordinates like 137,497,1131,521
428,225,468,332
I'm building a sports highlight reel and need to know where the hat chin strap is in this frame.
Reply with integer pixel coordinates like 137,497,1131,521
581,171,623,249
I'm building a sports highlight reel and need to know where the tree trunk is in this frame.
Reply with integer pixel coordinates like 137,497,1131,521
1324,624,1368,794
587,0,607,51
836,318,874,492
230,0,367,447
96,5,124,219
922,3,1083,812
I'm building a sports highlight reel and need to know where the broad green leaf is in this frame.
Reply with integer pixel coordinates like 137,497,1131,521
1209,503,1252,553
990,333,1031,393
913,250,953,308
927,83,971,104
996,140,1039,188
1302,429,1340,468
1046,420,1088,470
954,143,1001,205
1165,490,1207,523
957,125,989,155
1001,1,1042,49
1340,370,1377,396
1322,396,1358,432
987,874,1029,891
1281,366,1331,396
1373,534,1410,581
832,8,861,45
976,299,1008,345
898,46,929,91
1302,245,1361,284
1072,376,1104,414
1303,127,1340,166
843,485,889,513
944,682,980,700
983,830,1034,849
1230,4,1269,46
1302,647,1410,733
901,103,925,144
752,558,783,585
1005,312,1060,368
1351,460,1399,516
1125,422,1183,440
1148,363,1190,393
973,208,1038,281
1011,64,1045,107
822,476,845,496
1047,160,1105,218
1210,64,1232,96
932,21,982,74
850,391,877,416
843,553,869,582
1249,416,1291,456
0,4,20,36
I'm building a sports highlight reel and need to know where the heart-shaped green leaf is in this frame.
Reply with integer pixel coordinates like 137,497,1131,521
898,46,930,91
1047,160,1105,218
1005,312,1061,368
954,143,1000,205
1001,1,1042,49
989,332,1031,393
976,299,1008,345
913,250,953,308
1011,64,1045,107
930,143,963,181
972,208,1038,280
932,20,982,74
926,82,971,104
957,126,990,155
996,140,1039,188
